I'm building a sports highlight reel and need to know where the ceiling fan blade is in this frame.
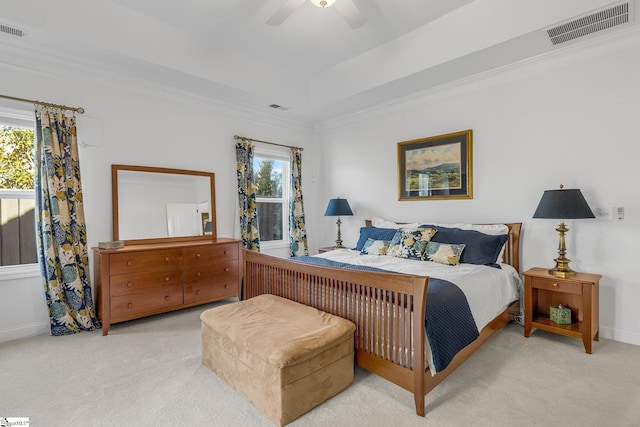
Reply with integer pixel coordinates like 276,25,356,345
266,0,306,26
334,0,366,29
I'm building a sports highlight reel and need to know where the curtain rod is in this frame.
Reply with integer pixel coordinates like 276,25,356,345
234,134,303,151
0,94,85,114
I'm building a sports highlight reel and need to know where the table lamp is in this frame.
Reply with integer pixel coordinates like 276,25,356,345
533,184,594,278
324,198,353,248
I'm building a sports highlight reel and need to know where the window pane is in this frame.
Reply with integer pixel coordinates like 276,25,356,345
1,126,35,190
254,158,283,198
257,202,283,242
0,125,37,266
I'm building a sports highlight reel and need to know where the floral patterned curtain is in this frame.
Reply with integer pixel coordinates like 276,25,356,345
236,142,260,251
34,106,100,336
289,148,308,256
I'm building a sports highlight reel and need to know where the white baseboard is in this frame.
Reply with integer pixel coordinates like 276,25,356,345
0,321,49,344
599,326,640,347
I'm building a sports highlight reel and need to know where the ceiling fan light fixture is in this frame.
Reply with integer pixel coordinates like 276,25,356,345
311,0,336,8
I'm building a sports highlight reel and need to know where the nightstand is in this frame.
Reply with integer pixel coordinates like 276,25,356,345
523,267,601,353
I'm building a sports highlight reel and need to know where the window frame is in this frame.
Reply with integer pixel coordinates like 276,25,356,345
253,144,290,249
0,104,39,277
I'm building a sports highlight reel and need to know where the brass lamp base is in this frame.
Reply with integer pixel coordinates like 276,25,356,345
334,217,344,248
548,262,576,278
548,219,577,278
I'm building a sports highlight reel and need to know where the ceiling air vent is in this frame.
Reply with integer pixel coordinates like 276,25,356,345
0,24,26,38
269,104,290,111
547,2,630,45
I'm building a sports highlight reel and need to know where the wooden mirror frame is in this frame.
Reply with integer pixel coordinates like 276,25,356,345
112,164,217,245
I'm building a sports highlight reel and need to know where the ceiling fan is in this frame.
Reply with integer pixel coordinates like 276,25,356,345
267,0,366,29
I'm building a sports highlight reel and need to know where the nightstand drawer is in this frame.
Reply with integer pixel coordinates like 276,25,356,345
530,277,582,295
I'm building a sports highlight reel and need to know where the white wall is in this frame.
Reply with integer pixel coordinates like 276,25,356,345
313,35,640,345
0,59,316,342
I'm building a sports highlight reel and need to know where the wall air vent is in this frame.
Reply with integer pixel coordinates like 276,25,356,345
0,24,26,38
547,2,630,45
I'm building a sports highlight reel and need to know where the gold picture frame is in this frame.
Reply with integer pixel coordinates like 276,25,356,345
398,130,472,201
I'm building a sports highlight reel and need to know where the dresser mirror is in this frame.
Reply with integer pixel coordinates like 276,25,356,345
112,164,216,244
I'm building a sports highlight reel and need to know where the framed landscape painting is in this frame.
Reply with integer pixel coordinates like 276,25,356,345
397,130,472,200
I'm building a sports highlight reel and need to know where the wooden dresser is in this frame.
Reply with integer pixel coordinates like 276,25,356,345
93,238,241,335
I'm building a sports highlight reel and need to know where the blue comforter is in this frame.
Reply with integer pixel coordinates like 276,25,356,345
291,256,479,372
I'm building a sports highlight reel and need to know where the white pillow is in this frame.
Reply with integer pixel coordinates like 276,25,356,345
371,216,508,235
371,216,419,229
426,222,508,236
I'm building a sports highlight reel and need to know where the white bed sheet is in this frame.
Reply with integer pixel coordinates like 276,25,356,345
316,249,521,334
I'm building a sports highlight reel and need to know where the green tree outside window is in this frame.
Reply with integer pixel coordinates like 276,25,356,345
0,126,35,189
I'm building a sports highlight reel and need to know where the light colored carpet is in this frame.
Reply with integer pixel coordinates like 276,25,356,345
1,299,639,427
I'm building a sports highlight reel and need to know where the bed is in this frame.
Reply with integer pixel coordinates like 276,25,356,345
242,219,522,417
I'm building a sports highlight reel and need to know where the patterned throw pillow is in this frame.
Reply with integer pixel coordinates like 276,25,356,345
425,242,466,266
387,227,437,260
361,238,390,255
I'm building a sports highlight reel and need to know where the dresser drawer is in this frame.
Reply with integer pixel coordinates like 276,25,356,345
530,277,582,295
184,276,238,305
110,269,182,297
184,263,239,305
110,249,182,275
111,284,183,322
184,262,238,283
183,243,238,266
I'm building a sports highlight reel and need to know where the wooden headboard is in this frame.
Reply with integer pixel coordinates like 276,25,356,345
364,220,521,273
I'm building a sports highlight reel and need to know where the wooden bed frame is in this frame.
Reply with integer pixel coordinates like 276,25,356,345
243,222,521,417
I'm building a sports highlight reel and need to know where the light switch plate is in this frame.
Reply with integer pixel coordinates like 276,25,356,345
594,207,613,220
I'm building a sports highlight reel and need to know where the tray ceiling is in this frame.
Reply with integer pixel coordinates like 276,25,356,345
0,0,636,122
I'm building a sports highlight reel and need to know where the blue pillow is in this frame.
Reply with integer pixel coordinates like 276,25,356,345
421,225,508,268
355,227,398,251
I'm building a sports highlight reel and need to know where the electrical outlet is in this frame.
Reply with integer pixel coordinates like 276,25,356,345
594,207,613,220
616,207,624,221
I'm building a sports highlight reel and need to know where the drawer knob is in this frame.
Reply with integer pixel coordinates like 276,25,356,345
165,296,169,301
196,253,201,258
127,282,132,287
165,276,170,282
224,250,229,255
552,283,559,288
164,257,169,262
127,261,132,266
196,290,201,295
196,272,201,277
127,303,132,308
224,284,229,289
224,268,229,272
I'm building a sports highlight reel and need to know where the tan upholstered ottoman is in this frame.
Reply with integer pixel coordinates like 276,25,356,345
201,294,356,426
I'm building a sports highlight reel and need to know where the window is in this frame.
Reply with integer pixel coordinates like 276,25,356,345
0,106,37,268
253,146,290,247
